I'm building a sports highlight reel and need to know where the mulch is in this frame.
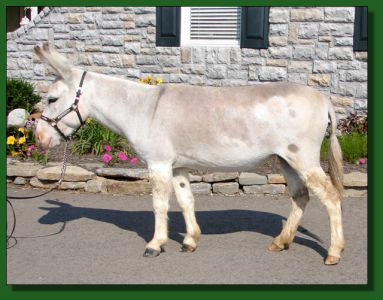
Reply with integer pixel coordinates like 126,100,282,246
42,141,367,175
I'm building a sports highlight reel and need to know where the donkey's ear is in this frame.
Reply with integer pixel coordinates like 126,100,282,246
34,42,73,82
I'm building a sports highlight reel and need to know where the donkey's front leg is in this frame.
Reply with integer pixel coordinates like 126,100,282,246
144,163,173,258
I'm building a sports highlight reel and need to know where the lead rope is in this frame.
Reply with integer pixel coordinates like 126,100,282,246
7,141,70,248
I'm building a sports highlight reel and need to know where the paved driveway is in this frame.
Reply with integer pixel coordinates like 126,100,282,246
7,187,367,284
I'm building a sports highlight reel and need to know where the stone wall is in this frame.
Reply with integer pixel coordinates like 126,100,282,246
7,160,367,197
7,6,368,118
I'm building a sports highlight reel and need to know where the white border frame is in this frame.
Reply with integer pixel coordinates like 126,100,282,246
180,7,240,48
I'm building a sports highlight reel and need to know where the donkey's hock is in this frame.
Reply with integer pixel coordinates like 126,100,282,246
34,42,344,265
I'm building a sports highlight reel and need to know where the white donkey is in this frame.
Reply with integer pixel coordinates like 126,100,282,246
34,43,344,265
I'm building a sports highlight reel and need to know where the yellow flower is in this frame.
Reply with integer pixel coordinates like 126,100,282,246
85,117,93,124
156,77,163,84
11,151,21,157
146,75,153,83
18,136,26,144
7,136,15,145
18,127,25,134
139,78,145,83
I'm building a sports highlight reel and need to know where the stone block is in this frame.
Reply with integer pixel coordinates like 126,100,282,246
343,172,367,187
319,23,353,37
269,24,288,36
324,7,354,23
14,177,27,185
290,8,324,21
344,189,367,197
298,23,319,39
313,60,337,73
292,46,315,60
7,164,43,178
239,173,267,185
29,177,86,190
189,173,202,183
212,182,239,195
268,47,292,59
268,174,286,184
206,65,226,79
37,166,96,182
266,59,288,67
288,73,308,84
106,179,152,195
288,60,313,73
202,172,239,183
331,96,354,108
308,74,332,87
258,66,287,81
328,47,354,60
338,70,367,82
190,182,211,194
269,36,288,46
181,48,192,64
269,8,290,23
85,177,108,193
262,184,286,195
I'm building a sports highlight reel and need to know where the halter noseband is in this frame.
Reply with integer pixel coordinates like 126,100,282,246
40,71,87,141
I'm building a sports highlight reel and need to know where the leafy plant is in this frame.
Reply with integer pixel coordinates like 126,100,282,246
6,78,41,115
71,118,134,156
337,113,368,135
6,122,47,163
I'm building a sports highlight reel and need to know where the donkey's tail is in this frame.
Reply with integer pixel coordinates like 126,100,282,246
327,100,344,195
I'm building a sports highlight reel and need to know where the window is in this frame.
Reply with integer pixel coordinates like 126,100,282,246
181,7,241,47
353,7,368,52
156,7,269,49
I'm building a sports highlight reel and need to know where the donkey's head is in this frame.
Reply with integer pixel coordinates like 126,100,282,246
34,43,89,148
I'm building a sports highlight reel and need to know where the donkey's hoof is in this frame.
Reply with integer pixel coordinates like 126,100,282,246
180,244,196,253
324,255,340,265
268,242,284,252
143,247,161,258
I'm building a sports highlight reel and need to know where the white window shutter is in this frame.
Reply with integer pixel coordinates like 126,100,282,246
190,7,241,40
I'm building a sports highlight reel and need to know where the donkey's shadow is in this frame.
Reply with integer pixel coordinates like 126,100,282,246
38,199,327,258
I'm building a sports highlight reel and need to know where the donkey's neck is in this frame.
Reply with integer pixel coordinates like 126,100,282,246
84,72,160,142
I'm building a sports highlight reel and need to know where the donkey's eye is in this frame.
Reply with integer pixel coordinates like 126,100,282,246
48,97,59,104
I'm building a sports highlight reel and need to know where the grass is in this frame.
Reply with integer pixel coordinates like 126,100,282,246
321,132,367,163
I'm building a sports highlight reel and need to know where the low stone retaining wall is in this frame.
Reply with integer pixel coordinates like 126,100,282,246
7,160,367,197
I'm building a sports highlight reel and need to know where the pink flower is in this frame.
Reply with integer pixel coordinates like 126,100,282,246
102,153,113,164
117,151,127,161
28,144,35,151
130,156,138,165
26,151,31,157
359,158,367,164
104,145,112,152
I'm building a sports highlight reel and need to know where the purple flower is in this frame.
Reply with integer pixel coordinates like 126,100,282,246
130,156,138,165
102,153,113,164
104,145,112,152
117,151,127,161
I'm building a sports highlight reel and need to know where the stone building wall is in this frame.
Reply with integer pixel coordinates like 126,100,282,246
6,6,368,118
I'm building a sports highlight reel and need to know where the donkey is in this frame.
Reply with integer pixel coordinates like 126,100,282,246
34,43,344,265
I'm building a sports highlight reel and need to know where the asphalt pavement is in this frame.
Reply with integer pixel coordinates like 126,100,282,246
6,187,367,284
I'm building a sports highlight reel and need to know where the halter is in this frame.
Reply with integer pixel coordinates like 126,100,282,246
40,71,87,141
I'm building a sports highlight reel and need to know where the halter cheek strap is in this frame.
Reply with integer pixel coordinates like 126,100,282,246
41,71,87,141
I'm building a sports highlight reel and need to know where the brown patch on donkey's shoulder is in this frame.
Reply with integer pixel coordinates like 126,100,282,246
288,144,299,153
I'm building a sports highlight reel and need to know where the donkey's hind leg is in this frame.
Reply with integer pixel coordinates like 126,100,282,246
269,158,310,252
172,168,201,252
300,167,344,265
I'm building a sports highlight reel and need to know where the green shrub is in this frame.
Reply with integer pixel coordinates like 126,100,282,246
321,132,367,163
71,118,134,156
6,78,41,115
